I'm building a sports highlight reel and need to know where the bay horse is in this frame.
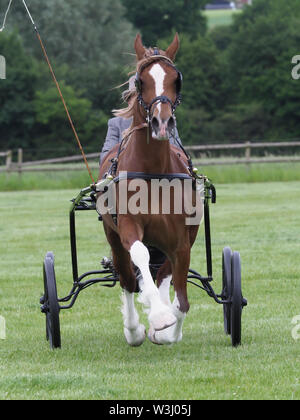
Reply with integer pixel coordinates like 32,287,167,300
98,33,203,345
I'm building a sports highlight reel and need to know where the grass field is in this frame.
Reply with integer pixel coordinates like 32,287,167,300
204,9,241,29
0,181,299,400
1,161,300,191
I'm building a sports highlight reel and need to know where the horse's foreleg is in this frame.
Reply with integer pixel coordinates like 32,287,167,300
150,247,190,345
118,217,176,332
129,241,177,331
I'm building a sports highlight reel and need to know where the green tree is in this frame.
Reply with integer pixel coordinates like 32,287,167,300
209,24,234,52
0,31,38,150
32,82,108,157
160,34,224,144
10,0,134,70
0,0,139,156
175,34,224,112
121,0,207,46
8,0,136,114
224,0,300,139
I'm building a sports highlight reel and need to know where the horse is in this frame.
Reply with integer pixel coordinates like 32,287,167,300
97,33,203,346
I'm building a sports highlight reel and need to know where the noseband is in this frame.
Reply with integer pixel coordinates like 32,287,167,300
135,57,183,123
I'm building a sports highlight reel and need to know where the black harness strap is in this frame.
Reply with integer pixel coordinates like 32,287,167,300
113,172,192,183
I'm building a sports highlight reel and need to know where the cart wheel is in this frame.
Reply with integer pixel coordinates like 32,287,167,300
41,252,61,349
222,247,232,335
230,251,242,347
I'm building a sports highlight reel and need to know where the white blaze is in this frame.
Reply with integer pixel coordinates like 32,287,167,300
149,63,166,115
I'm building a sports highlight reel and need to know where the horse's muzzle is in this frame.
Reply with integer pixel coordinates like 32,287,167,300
151,115,176,140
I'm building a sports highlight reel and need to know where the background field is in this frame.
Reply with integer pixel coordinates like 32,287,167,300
1,161,300,191
204,9,241,29
0,181,299,400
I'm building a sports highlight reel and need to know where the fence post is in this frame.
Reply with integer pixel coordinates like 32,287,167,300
18,148,23,178
6,150,12,172
245,141,251,161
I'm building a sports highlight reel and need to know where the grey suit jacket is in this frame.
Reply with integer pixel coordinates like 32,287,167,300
100,117,182,165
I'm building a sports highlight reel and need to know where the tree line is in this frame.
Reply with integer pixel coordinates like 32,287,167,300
0,0,300,159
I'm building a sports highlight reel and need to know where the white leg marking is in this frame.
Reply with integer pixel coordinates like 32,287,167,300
129,241,176,331
121,290,146,347
159,275,172,307
149,293,186,345
171,293,186,342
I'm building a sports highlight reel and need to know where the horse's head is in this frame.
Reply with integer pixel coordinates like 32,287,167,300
134,33,182,141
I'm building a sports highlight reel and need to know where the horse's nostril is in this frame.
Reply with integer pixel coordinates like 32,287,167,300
151,116,159,132
167,116,175,133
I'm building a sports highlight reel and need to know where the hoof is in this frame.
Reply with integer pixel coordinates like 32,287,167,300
149,310,177,332
124,324,146,347
148,324,181,346
148,326,163,345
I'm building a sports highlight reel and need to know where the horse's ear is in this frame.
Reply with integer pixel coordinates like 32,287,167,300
134,33,146,61
165,33,180,61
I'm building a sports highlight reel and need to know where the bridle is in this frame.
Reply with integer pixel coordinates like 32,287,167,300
107,54,195,179
135,54,183,124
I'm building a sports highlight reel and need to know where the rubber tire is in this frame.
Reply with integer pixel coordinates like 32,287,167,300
230,251,242,347
43,252,61,349
222,247,232,335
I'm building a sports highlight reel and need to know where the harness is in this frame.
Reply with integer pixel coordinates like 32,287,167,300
107,135,195,184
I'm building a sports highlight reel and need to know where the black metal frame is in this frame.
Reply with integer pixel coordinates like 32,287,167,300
55,178,230,312
57,187,118,311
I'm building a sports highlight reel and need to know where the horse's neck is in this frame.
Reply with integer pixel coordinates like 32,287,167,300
119,104,172,173
129,123,171,173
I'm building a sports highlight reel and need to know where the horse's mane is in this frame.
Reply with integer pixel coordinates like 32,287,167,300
113,48,174,120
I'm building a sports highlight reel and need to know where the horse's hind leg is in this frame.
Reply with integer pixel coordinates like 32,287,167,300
103,223,146,346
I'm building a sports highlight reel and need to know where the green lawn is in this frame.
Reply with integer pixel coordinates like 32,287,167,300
1,161,300,191
0,182,299,400
204,9,241,29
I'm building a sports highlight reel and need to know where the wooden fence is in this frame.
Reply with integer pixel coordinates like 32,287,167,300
1,141,300,174
0,150,12,170
186,141,300,166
